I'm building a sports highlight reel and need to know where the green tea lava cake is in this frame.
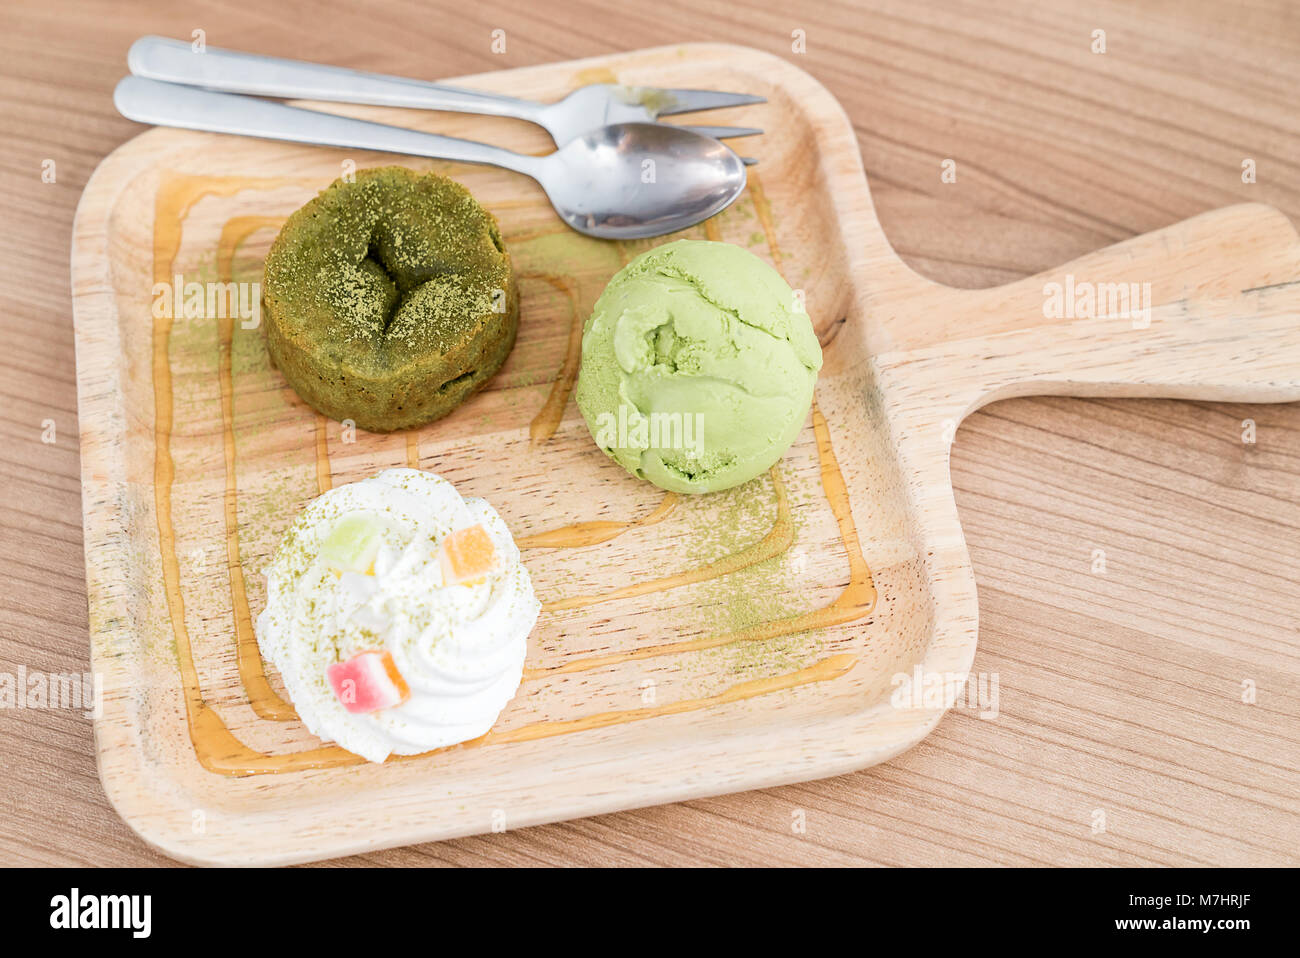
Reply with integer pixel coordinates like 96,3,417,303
263,166,518,432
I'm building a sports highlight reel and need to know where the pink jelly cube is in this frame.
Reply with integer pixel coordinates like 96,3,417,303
327,650,410,714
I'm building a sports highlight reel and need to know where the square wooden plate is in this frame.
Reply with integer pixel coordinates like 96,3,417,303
71,43,1300,864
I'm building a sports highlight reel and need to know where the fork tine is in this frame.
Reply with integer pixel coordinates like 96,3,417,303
652,89,767,116
673,124,764,139
741,157,758,166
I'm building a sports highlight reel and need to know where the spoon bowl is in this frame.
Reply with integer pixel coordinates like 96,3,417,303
539,122,748,239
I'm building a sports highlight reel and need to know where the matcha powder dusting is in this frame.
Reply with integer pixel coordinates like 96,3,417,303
262,166,518,433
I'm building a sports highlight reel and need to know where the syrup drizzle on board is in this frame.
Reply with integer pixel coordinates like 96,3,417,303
158,169,876,776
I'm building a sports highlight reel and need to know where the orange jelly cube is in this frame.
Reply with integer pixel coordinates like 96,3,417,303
438,524,498,586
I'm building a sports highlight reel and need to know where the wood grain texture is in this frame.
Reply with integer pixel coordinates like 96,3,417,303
3,0,1299,866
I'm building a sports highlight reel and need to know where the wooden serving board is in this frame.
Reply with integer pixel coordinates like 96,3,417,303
71,43,1300,865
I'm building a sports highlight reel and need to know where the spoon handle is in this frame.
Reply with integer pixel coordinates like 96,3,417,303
128,36,546,123
113,77,543,179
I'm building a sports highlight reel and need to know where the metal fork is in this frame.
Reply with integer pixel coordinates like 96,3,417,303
127,36,765,148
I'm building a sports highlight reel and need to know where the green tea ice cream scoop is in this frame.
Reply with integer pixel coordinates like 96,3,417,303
575,239,822,493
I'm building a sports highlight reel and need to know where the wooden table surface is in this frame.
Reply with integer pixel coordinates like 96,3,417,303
2,0,1297,866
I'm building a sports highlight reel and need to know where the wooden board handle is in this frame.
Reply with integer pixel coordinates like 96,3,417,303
970,203,1300,408
873,203,1300,423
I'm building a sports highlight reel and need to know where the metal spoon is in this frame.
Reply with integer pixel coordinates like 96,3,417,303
114,76,748,240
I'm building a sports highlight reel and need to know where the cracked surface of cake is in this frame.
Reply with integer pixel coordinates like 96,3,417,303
263,166,518,432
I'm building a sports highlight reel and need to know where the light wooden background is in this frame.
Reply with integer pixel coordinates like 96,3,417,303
2,0,1297,866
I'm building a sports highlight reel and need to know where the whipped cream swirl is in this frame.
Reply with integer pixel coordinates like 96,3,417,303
257,468,539,762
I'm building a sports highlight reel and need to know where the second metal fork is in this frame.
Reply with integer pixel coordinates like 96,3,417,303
127,36,765,148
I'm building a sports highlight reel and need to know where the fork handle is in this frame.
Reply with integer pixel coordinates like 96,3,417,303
128,36,545,123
